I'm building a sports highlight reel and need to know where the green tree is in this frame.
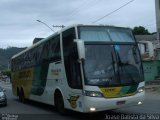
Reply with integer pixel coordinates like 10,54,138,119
2,69,11,78
132,26,151,35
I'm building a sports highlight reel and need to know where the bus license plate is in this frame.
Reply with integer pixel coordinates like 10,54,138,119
117,101,125,105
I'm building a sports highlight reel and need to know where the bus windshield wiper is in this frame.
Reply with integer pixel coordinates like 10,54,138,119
116,51,136,84
132,46,139,64
113,47,121,83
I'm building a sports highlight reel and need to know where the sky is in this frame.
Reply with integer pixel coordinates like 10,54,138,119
0,0,157,48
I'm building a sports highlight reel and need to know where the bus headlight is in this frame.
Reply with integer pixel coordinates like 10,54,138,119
137,86,145,93
90,107,96,112
84,91,103,97
138,101,143,105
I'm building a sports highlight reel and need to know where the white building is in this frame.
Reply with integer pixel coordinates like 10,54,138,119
155,0,160,41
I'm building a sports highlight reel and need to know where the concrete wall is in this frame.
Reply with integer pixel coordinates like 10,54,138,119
143,60,160,81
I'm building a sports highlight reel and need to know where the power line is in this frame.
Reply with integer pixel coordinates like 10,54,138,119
68,0,98,17
144,20,160,28
68,0,88,16
92,0,136,23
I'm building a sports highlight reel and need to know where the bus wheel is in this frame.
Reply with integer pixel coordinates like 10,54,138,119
19,89,25,103
17,88,19,96
55,92,66,115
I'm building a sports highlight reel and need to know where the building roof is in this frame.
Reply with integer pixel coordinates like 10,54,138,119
135,34,157,41
33,38,44,44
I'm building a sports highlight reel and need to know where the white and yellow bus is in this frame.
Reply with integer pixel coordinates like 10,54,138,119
11,24,145,113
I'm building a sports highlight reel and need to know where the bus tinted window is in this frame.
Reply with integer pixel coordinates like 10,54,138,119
12,45,43,71
79,26,135,42
79,27,110,41
41,41,50,62
108,28,134,42
49,36,61,61
62,28,82,89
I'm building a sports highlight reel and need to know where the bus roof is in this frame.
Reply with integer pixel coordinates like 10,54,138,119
11,24,131,59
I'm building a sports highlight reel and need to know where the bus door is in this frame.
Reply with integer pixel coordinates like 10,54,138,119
62,28,83,111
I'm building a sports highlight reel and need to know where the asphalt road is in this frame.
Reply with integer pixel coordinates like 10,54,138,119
0,81,160,120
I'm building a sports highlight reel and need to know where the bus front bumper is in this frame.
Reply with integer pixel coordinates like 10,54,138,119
83,92,145,113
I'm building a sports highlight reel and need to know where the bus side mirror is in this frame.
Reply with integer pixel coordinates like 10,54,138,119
74,39,85,60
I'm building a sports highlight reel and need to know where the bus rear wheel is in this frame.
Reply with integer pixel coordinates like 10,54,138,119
55,92,66,115
19,89,25,103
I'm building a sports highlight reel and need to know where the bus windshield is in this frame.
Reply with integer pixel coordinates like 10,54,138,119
79,26,135,42
83,44,144,86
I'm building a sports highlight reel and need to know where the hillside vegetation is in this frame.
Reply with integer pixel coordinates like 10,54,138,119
0,47,26,70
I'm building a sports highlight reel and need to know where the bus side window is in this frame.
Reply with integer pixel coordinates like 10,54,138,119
62,28,82,89
49,36,61,62
41,41,50,62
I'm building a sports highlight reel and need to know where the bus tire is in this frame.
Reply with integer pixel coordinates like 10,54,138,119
54,91,66,115
19,89,25,103
17,87,19,97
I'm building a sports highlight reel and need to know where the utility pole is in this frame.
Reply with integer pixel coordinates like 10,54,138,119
36,20,55,32
155,0,160,47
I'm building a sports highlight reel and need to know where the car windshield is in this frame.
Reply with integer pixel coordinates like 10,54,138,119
83,44,143,86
